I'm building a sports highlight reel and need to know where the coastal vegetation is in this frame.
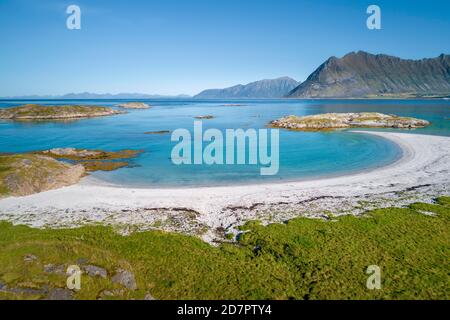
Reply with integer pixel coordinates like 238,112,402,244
35,148,143,173
270,112,430,131
0,154,85,197
0,197,448,300
0,149,143,197
36,148,142,162
0,104,124,120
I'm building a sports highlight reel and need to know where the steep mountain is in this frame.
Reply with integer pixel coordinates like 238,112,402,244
195,77,299,99
287,51,450,98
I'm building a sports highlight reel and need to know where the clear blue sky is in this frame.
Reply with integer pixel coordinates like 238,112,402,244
0,0,449,96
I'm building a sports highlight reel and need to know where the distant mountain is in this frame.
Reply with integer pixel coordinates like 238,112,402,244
194,77,299,99
287,51,450,98
0,92,191,99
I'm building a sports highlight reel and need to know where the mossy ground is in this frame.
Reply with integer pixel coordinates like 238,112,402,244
0,104,121,119
0,154,78,197
0,197,449,300
36,149,143,172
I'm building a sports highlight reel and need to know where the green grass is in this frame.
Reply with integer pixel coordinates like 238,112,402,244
0,197,449,300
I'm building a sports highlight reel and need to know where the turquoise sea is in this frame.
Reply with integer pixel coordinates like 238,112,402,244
0,99,449,187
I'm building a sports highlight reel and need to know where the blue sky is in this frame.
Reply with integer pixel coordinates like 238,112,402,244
0,0,449,96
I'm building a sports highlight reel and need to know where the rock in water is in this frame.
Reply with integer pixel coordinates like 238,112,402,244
0,104,124,120
194,115,214,119
270,112,430,131
117,102,151,109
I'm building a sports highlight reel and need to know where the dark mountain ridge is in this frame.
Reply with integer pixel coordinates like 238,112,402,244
195,77,299,98
287,51,450,98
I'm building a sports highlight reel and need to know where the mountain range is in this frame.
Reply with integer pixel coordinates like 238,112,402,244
3,52,449,100
287,51,450,98
0,93,191,100
194,77,299,99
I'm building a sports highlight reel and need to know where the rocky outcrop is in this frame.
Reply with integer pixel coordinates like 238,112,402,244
270,112,430,131
117,102,151,109
144,130,170,135
111,269,137,290
194,115,214,119
0,148,144,198
287,51,450,98
38,148,142,172
0,154,85,197
0,104,124,120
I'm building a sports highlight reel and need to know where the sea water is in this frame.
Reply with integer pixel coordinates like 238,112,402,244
0,99,448,187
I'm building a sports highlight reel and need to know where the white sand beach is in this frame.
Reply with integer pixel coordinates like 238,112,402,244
0,131,449,241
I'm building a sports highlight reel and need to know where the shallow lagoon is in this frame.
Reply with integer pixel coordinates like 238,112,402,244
0,99,449,187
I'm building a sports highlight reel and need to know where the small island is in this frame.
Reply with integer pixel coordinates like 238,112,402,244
270,112,430,131
37,148,143,172
144,130,171,135
0,104,124,120
116,102,151,109
194,115,215,120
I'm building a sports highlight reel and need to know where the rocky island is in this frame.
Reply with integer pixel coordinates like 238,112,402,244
0,148,143,197
144,130,170,135
270,112,430,131
37,148,143,172
194,115,214,119
0,104,124,120
0,154,85,197
116,102,151,109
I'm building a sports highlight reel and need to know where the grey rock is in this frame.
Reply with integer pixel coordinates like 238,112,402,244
44,264,66,275
46,288,74,300
83,265,107,279
100,288,125,298
24,254,38,262
111,269,137,290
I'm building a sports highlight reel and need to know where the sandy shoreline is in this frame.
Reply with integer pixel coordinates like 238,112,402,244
0,131,449,241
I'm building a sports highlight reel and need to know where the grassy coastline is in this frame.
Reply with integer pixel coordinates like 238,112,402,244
0,197,449,300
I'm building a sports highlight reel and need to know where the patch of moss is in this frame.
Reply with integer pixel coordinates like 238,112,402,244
1,197,449,299
79,161,129,172
36,149,143,161
0,104,123,120
0,154,84,197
